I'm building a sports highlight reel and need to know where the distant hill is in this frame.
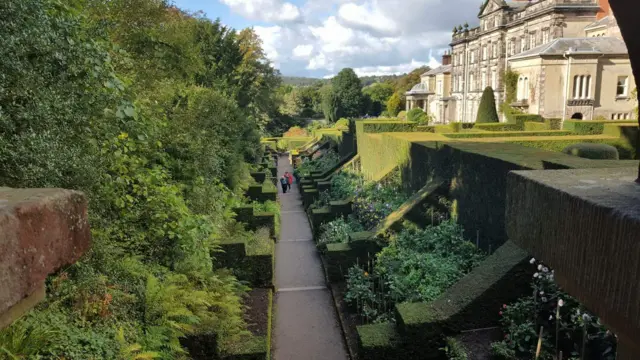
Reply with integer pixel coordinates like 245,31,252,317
281,76,325,86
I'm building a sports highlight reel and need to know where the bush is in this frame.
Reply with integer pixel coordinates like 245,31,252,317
345,221,484,323
407,108,429,125
476,87,499,123
545,118,562,130
317,216,364,247
397,110,407,119
492,259,617,360
450,122,463,133
473,123,522,132
283,126,309,137
335,118,350,129
524,121,548,131
562,143,620,160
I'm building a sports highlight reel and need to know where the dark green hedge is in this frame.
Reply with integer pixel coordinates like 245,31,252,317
357,323,400,360
443,130,571,139
473,123,521,132
512,138,635,159
562,143,620,160
545,118,562,130
513,114,543,129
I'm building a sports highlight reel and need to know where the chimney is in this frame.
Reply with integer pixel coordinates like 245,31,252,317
442,50,451,66
597,0,610,20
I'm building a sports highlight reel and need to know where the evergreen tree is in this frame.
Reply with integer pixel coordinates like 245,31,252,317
332,68,364,119
476,86,500,123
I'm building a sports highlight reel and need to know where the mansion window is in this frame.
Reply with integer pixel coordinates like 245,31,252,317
542,29,550,44
509,40,515,56
494,16,500,27
573,75,591,99
529,32,536,49
482,70,487,90
520,38,526,53
470,51,475,64
493,43,498,58
611,113,629,120
483,46,487,60
617,76,629,97
469,73,475,91
491,69,497,89
517,76,529,100
437,80,443,95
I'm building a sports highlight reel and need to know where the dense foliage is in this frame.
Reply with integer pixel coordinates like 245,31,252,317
0,0,284,357
407,108,430,125
351,171,409,230
491,259,617,360
294,150,340,178
345,221,484,323
476,87,500,123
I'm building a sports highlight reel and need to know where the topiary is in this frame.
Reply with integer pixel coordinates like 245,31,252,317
476,87,500,123
562,143,620,160
406,108,429,124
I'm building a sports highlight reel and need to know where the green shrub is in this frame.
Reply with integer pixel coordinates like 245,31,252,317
524,121,548,131
513,114,543,129
356,120,418,134
335,118,350,129
563,120,636,135
397,110,407,119
407,108,430,125
562,143,620,160
476,87,499,123
317,216,364,247
444,130,571,139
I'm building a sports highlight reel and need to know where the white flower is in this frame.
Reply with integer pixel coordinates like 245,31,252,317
533,273,539,278
583,314,591,322
542,296,548,302
540,291,545,295
549,315,554,320
530,258,536,264
542,267,549,273
538,264,543,270
558,299,564,307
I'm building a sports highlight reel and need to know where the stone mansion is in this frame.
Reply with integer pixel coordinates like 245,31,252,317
405,0,636,123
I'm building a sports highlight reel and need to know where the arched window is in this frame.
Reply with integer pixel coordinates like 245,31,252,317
517,77,524,100
523,77,529,100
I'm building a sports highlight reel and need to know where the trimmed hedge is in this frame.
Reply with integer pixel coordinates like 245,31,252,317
513,114,543,129
524,121,548,131
443,130,571,139
562,143,620,160
473,123,521,132
356,120,418,134
357,323,400,360
394,241,532,356
511,137,635,159
545,118,562,130
562,120,636,135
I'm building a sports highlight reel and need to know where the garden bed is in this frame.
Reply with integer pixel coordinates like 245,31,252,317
331,282,363,359
452,327,502,360
244,289,271,337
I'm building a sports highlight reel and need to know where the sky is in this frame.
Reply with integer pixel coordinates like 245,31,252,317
171,0,482,78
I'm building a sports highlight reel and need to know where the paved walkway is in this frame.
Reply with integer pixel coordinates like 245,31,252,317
272,155,349,360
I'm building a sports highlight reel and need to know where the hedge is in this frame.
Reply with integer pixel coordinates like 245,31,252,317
562,120,636,135
513,114,543,129
357,323,400,360
545,118,562,130
473,123,521,132
524,121,548,131
394,241,532,356
511,137,635,159
443,130,571,139
355,120,418,135
562,143,620,160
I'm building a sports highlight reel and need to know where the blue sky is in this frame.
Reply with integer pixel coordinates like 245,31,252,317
169,0,480,78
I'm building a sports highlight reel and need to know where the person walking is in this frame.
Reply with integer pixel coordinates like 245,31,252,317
280,175,288,194
285,171,293,191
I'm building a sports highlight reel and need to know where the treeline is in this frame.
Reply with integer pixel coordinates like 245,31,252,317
0,0,285,358
279,66,430,121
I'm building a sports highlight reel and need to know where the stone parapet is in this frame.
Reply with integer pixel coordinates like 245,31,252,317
506,167,640,357
0,187,91,328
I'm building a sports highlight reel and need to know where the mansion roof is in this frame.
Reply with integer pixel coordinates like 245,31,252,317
584,14,615,30
406,82,430,95
510,37,628,60
423,65,452,76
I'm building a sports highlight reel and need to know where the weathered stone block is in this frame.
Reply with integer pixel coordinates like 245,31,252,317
0,187,91,327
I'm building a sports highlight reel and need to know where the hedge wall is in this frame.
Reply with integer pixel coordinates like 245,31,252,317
443,130,571,139
473,123,521,132
355,120,418,135
524,121,548,131
562,120,636,135
511,137,636,159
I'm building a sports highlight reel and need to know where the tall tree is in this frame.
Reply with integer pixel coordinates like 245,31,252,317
363,82,394,115
332,68,364,119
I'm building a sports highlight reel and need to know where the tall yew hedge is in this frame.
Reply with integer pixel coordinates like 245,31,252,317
476,86,500,123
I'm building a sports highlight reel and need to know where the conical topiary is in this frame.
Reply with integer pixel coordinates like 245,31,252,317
476,86,500,123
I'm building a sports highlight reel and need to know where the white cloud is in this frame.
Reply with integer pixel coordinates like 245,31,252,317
292,44,314,58
238,0,479,76
221,0,302,22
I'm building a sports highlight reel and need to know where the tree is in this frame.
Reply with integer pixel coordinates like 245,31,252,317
363,82,394,116
476,87,500,123
332,68,364,119
319,84,338,121
386,91,403,116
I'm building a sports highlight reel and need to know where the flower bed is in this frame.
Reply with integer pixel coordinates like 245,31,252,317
294,149,340,179
491,258,617,360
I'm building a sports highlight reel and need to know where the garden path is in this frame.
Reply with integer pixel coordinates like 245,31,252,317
272,155,349,360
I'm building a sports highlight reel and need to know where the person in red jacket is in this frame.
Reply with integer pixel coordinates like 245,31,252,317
286,172,294,191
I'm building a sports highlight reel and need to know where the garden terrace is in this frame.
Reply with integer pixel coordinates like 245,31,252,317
0,188,91,329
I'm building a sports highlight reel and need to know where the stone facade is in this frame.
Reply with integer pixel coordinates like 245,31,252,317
414,0,634,123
